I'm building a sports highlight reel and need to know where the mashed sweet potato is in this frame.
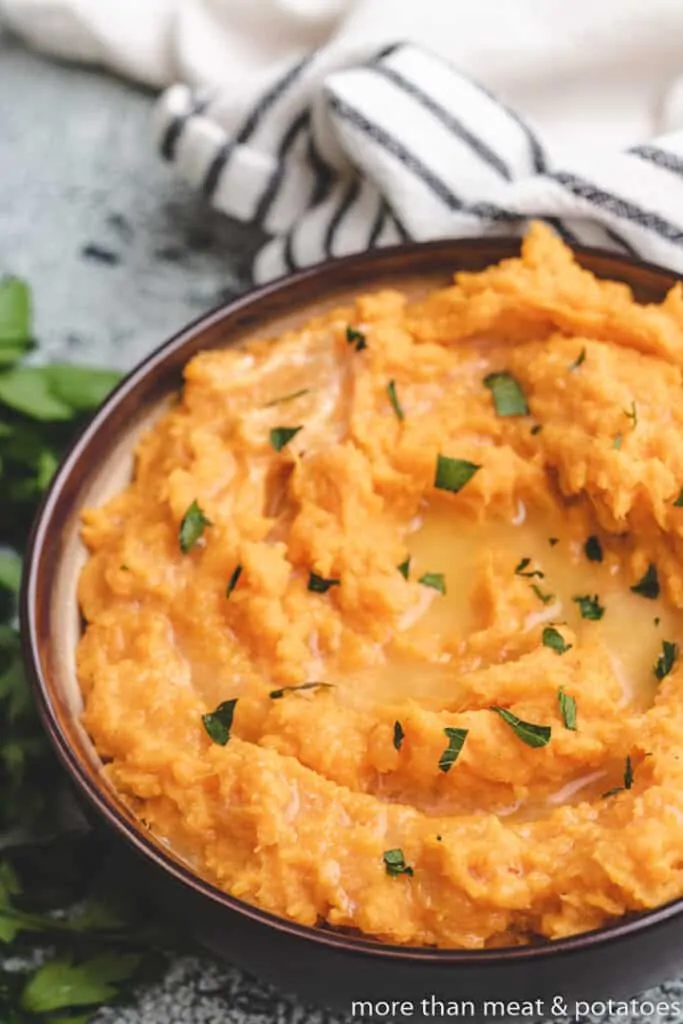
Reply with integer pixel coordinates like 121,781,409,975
77,224,683,948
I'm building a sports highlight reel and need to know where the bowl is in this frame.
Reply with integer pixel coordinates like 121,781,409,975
20,238,683,1023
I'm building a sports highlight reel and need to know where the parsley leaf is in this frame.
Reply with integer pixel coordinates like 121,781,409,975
397,557,411,580
386,379,405,421
631,563,659,600
558,688,577,730
269,682,334,699
269,425,302,452
393,720,405,751
418,572,446,594
383,849,413,877
438,727,468,772
584,535,603,562
346,326,367,352
542,626,572,655
673,487,683,507
483,371,528,416
613,432,623,450
569,347,586,371
434,454,481,494
514,557,544,579
603,756,635,798
263,388,310,408
201,699,238,745
530,583,554,604
625,401,637,429
654,640,678,680
21,953,142,1014
308,572,340,594
490,707,551,748
225,564,242,599
179,500,211,553
572,594,605,621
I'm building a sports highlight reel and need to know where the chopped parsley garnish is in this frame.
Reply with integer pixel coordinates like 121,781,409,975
269,682,334,699
438,727,468,772
397,557,411,580
346,325,367,351
530,424,542,435
483,371,528,417
674,487,683,507
226,565,242,599
548,537,559,546
490,707,551,748
434,453,481,494
602,756,635,798
542,626,572,655
558,688,577,730
655,617,661,626
393,720,405,751
269,425,302,452
308,572,340,594
264,388,310,408
584,535,603,562
631,563,659,600
613,432,623,450
514,557,544,579
386,379,405,421
654,640,678,681
573,594,605,621
530,583,554,604
179,500,211,553
569,347,586,371
201,699,238,746
625,401,638,429
418,572,446,595
383,848,413,877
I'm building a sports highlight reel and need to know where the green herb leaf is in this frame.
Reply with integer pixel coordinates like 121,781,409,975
0,367,73,421
434,454,481,494
393,720,405,751
542,626,572,655
0,278,31,346
483,371,528,416
631,563,659,600
382,848,413,877
225,564,242,599
44,364,122,412
613,432,623,450
584,535,603,562
201,699,238,745
269,425,302,452
673,487,683,507
654,640,678,680
548,537,559,546
530,423,542,435
558,688,577,730
602,786,623,799
514,557,544,579
572,594,605,621
624,754,634,790
386,379,405,421
179,500,211,553
263,388,310,408
625,401,638,429
397,557,411,580
346,326,367,352
418,572,446,595
530,583,554,604
569,347,586,371
21,953,142,1013
438,727,468,772
0,552,22,595
308,572,340,594
269,682,334,700
491,706,551,748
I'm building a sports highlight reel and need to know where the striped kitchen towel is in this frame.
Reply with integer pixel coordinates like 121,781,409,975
155,40,683,283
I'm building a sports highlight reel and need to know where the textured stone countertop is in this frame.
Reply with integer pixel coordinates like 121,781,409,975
3,30,683,1024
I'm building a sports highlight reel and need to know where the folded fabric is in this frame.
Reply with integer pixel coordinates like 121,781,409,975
4,0,683,281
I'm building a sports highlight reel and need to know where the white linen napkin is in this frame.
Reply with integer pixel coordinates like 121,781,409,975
4,0,683,282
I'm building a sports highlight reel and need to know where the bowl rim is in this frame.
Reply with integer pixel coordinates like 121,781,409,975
20,235,683,965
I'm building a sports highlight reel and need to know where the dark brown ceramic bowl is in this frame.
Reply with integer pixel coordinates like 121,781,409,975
20,240,683,1023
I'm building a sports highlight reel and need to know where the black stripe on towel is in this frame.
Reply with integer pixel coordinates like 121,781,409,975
550,171,683,249
602,226,639,258
631,144,683,180
160,94,211,162
324,178,361,256
372,64,512,180
202,55,314,200
251,111,311,226
368,197,390,248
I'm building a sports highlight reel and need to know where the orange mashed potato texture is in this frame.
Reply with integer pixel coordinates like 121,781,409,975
78,224,683,949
